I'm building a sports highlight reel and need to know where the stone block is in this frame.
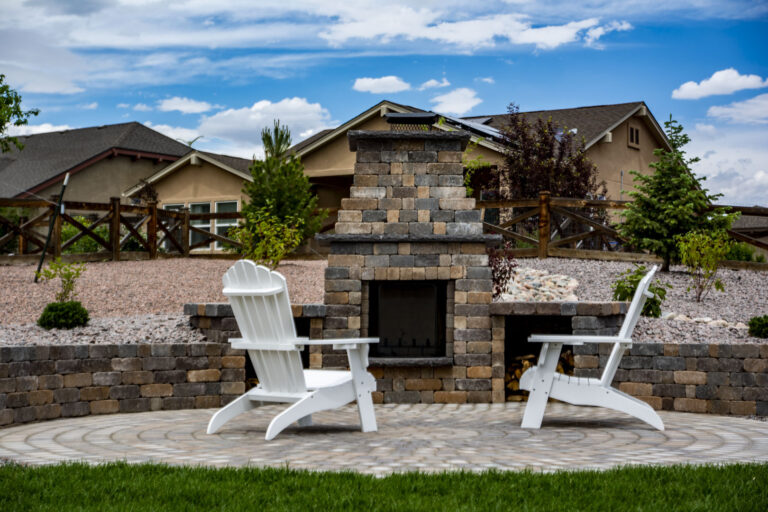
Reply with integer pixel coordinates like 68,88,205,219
119,398,151,413
653,357,686,371
628,369,663,383
80,386,110,401
54,387,80,403
107,385,139,400
34,403,61,420
141,383,173,397
383,391,421,403
405,379,442,391
15,375,37,391
673,397,707,413
61,401,90,417
455,379,491,391
221,356,245,369
13,406,37,423
744,359,768,373
92,372,122,386
434,391,467,403
678,344,710,357
467,366,492,379
121,371,154,385
142,357,176,371
730,401,756,416
187,369,221,382
55,359,82,374
729,373,755,387
173,382,207,397
175,357,209,371
91,400,119,415
674,371,707,385
221,381,245,395
743,387,768,401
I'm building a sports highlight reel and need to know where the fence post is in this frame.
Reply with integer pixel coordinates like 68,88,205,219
52,206,62,259
182,207,190,257
538,191,551,259
18,216,27,255
110,197,121,261
147,201,157,259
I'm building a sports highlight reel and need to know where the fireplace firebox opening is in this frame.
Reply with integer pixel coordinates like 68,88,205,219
368,281,447,358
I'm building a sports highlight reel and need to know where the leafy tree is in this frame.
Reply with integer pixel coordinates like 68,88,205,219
1,74,39,153
497,103,606,199
241,121,326,244
676,230,731,302
618,117,737,271
228,204,303,269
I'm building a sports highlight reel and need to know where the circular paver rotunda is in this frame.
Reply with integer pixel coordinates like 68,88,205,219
1,403,767,474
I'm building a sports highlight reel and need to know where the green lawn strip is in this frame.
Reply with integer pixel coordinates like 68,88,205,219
1,462,766,511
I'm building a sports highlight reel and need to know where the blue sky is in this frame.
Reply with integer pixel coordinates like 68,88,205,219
3,0,767,205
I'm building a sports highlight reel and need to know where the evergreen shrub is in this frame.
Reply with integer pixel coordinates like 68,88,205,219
37,301,89,329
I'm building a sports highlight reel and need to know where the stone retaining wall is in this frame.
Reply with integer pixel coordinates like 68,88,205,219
574,343,768,416
0,342,245,428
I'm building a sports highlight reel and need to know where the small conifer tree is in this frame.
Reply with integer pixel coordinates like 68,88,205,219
619,117,736,271
241,121,326,244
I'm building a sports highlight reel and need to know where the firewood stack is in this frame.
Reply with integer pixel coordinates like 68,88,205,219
505,349,575,401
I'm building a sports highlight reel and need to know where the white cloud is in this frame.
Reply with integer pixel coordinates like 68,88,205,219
673,68,768,99
133,103,152,112
688,124,768,206
7,123,73,136
143,122,201,144
694,123,717,136
509,18,599,50
430,88,482,115
477,77,495,84
80,102,98,110
353,76,411,94
584,20,632,48
419,77,450,91
117,103,130,109
707,94,768,124
157,96,213,114
198,97,333,148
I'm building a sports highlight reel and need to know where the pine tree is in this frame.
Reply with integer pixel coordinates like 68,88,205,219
241,121,326,244
619,116,736,271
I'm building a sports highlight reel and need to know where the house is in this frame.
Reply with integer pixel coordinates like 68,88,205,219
122,150,253,251
0,122,191,202
295,100,671,210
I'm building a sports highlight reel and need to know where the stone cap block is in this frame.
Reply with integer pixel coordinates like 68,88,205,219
348,130,471,152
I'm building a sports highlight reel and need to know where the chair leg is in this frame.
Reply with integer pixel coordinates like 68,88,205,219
598,388,665,431
265,383,355,441
207,393,258,434
346,346,378,433
521,343,562,429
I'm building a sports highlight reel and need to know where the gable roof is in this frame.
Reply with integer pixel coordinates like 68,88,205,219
0,122,190,198
290,100,508,158
123,150,254,197
463,101,670,151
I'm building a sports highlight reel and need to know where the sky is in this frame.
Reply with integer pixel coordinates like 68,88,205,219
2,0,767,206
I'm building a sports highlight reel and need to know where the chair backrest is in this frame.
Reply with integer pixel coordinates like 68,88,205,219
223,260,305,393
617,265,658,339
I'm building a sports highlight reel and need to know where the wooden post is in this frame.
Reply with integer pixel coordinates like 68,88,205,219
147,201,157,259
18,216,27,255
110,197,121,261
538,191,551,259
52,207,62,259
182,207,190,257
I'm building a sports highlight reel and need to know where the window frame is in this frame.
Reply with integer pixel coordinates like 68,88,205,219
189,202,212,250
214,200,240,250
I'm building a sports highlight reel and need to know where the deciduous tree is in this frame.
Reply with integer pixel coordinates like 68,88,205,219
0,74,39,153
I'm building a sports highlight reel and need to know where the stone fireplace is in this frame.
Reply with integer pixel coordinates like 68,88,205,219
316,129,504,404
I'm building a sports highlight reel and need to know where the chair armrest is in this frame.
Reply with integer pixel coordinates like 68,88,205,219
231,337,379,350
527,334,632,345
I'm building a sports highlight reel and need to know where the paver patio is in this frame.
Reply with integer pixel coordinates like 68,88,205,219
1,403,767,474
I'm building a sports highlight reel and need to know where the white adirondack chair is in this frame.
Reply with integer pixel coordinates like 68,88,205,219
520,265,664,431
206,260,379,440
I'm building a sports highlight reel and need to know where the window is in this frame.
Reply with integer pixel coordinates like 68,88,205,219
215,201,239,250
163,204,184,252
628,125,640,149
189,202,211,248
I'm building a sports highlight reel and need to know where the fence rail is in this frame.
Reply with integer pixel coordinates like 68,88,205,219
0,197,242,263
478,191,768,262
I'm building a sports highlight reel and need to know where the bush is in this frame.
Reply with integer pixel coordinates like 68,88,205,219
749,315,768,338
37,301,89,329
487,242,517,298
228,204,303,269
725,242,755,262
36,258,85,302
611,265,670,317
676,230,731,302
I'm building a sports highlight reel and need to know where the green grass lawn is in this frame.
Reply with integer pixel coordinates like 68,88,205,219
1,462,766,511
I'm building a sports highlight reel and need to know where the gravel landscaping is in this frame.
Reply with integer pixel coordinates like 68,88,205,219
0,257,765,345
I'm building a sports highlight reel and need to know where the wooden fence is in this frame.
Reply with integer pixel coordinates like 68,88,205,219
478,191,768,263
0,197,242,264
